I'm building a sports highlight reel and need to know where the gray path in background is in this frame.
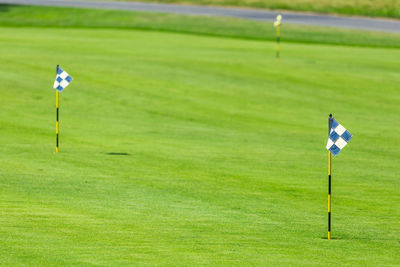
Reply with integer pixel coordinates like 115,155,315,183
1,0,400,33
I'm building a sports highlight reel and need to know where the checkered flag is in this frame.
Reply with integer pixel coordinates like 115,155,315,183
53,66,73,92
326,117,352,156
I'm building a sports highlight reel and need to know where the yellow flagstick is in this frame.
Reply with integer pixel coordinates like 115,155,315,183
276,24,280,61
274,14,282,62
54,64,73,153
56,91,59,153
328,151,332,239
56,65,60,153
328,114,333,239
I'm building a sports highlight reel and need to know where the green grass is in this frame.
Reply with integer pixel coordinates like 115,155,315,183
117,0,400,19
0,5,400,266
0,5,400,49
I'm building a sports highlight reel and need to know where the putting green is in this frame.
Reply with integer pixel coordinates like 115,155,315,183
0,7,399,266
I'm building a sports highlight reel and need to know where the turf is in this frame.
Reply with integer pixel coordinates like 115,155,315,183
116,0,400,19
0,5,399,266
1,4,400,49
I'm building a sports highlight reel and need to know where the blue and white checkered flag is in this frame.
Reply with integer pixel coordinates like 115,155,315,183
53,66,73,92
326,118,352,156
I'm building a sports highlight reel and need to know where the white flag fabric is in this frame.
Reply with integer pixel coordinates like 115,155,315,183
53,66,73,92
326,118,352,156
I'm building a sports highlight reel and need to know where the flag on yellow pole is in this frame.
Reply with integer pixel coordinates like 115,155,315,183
326,114,352,239
53,65,73,153
273,14,282,61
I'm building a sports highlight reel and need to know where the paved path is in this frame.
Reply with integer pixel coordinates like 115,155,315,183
1,0,400,33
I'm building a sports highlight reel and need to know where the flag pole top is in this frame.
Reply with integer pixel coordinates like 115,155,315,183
274,14,282,27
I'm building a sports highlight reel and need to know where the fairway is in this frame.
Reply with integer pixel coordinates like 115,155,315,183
121,0,400,18
0,7,399,266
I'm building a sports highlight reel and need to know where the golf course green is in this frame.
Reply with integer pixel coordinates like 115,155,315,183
0,5,399,266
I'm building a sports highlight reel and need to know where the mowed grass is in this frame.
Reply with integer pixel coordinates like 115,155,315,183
1,5,400,49
119,0,400,19
0,6,400,266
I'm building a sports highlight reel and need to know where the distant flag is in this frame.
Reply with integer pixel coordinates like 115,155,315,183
273,14,282,61
326,114,352,240
326,117,352,156
273,14,282,28
53,66,73,92
54,65,73,153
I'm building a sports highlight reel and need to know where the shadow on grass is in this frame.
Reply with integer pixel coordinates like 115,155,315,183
107,152,130,156
0,4,15,12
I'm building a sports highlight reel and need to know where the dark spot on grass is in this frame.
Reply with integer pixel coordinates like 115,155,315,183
107,152,130,156
0,4,12,12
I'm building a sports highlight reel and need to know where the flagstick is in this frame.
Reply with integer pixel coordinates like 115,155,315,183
328,151,332,239
56,90,59,153
328,114,333,239
276,24,280,62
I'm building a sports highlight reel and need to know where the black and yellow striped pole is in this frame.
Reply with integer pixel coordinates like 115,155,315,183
53,64,73,153
273,14,282,62
56,65,60,153
328,114,333,239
